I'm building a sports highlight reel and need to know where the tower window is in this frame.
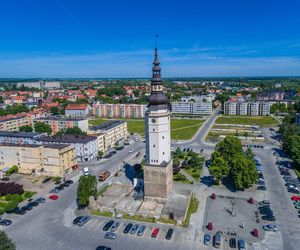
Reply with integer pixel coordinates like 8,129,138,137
162,136,164,139
163,152,165,155
153,129,155,132
153,145,155,148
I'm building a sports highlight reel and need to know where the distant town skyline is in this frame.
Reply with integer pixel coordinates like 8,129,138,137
1,0,300,78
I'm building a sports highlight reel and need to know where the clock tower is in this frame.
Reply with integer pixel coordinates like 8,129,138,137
143,46,173,200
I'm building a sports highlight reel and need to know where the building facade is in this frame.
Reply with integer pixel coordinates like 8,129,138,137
17,81,60,90
0,144,77,177
65,104,90,118
36,135,98,162
89,120,127,150
33,117,89,134
0,131,46,145
0,115,32,131
171,101,213,115
143,47,173,200
92,103,147,118
224,101,270,116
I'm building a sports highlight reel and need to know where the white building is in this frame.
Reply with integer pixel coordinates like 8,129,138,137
181,94,216,103
65,104,90,118
224,101,270,116
37,135,98,162
17,81,60,90
224,102,237,115
171,101,212,115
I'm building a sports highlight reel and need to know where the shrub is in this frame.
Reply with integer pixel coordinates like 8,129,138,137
5,194,12,201
6,165,18,176
23,191,34,199
192,173,200,179
0,182,24,196
11,194,23,202
5,201,18,211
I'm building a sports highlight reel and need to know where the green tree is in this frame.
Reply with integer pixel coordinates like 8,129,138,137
209,157,229,184
77,175,97,207
230,154,258,189
19,125,33,132
0,231,16,250
245,147,255,160
34,122,52,135
50,106,59,115
97,151,104,159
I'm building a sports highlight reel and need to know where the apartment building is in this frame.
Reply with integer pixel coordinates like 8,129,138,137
0,144,77,177
0,131,46,145
36,135,98,162
89,120,127,150
17,81,60,90
224,102,237,115
33,117,88,134
65,104,90,118
181,94,216,103
92,103,147,118
224,101,270,116
171,101,213,115
0,115,32,131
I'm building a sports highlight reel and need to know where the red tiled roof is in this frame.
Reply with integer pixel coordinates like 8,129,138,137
65,104,88,110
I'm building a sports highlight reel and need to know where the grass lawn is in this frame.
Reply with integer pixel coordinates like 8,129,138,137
215,115,279,127
184,168,201,182
182,193,199,227
89,117,203,140
91,210,113,217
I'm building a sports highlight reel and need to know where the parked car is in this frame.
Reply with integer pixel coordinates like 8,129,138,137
229,238,237,248
35,198,46,204
128,149,134,153
151,228,159,238
77,215,90,226
15,207,27,215
165,228,174,240
42,177,51,184
24,203,34,211
204,234,211,245
49,189,59,194
0,219,12,226
65,180,74,185
213,232,222,248
96,246,112,250
29,201,39,207
63,182,70,187
130,224,139,234
103,220,114,231
123,223,133,234
257,186,267,191
238,239,246,250
110,221,121,232
288,188,299,194
292,196,300,201
73,216,83,225
137,225,146,236
104,232,116,240
262,224,278,232
49,194,58,200
262,215,276,221
99,171,111,182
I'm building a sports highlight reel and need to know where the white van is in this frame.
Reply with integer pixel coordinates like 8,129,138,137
83,167,90,176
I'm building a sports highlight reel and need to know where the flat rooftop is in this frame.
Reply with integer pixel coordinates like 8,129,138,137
34,116,87,122
37,134,97,144
0,131,44,138
90,120,126,132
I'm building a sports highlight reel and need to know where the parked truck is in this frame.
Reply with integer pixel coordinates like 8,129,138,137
99,170,110,182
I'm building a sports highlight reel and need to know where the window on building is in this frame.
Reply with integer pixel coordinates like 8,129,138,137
153,144,155,147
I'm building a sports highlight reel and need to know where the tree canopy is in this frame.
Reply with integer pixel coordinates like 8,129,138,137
34,122,52,135
19,125,33,132
0,231,16,250
209,136,257,189
77,175,97,207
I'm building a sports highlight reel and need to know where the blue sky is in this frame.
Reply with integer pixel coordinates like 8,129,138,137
1,0,300,78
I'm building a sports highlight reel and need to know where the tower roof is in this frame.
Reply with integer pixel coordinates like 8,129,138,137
148,46,168,107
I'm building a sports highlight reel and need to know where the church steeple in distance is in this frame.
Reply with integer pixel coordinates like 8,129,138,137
148,36,168,108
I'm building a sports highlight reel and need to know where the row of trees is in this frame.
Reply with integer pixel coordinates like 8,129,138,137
279,115,300,168
209,136,257,189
